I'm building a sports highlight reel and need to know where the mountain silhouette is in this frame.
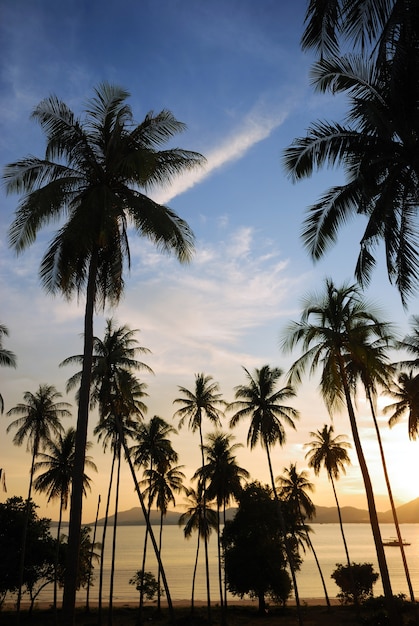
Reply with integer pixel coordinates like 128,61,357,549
84,498,419,526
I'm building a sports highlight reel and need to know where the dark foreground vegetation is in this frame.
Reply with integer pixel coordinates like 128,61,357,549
1,597,418,626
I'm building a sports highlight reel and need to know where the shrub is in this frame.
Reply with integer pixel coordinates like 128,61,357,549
331,562,379,604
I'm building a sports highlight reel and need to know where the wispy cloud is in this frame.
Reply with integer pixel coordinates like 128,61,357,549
152,100,292,205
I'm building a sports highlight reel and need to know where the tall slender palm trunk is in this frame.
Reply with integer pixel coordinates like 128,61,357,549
366,388,415,603
98,451,116,626
199,427,212,625
338,357,399,625
16,441,38,624
53,496,64,621
265,446,303,626
191,532,200,613
138,463,154,624
117,425,174,624
329,473,351,567
108,443,121,626
86,493,101,613
63,255,97,626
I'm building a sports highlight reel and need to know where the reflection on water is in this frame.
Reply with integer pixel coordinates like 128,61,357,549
37,523,419,604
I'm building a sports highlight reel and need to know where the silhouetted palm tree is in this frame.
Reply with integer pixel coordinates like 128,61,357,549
194,431,249,612
304,425,352,567
174,373,225,623
94,376,145,626
4,83,204,623
288,2,419,305
0,323,17,414
228,364,302,622
277,462,331,610
143,463,185,611
384,371,419,439
7,384,70,617
131,415,178,617
178,485,218,614
33,428,96,613
282,279,396,618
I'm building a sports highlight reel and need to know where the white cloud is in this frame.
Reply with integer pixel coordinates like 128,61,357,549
151,100,292,205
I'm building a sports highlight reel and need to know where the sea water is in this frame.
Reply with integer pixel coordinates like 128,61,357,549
35,523,419,604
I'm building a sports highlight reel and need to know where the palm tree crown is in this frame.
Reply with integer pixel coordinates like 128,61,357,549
229,365,298,452
304,425,351,482
34,427,96,508
174,373,225,436
7,384,70,453
277,463,316,521
0,323,17,415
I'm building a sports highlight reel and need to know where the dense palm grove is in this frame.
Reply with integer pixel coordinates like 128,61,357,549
1,1,419,625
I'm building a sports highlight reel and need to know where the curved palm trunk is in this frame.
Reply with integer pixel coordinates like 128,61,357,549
16,442,38,623
53,495,64,620
303,527,331,609
191,531,200,614
157,510,164,613
338,356,399,624
85,493,101,613
108,442,121,626
98,449,117,626
63,253,97,626
265,444,303,626
329,473,351,568
117,428,174,624
366,388,415,603
138,462,154,624
199,426,212,625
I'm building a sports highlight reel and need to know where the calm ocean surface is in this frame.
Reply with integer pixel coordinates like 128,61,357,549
38,523,419,604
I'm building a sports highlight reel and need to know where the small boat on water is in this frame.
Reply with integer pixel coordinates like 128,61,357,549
383,537,411,547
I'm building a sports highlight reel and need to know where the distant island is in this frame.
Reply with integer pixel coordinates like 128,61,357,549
78,497,419,527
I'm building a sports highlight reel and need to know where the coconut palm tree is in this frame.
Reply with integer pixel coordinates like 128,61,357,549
4,83,205,623
282,278,397,621
130,416,178,617
284,34,419,305
94,375,146,626
173,373,225,623
142,463,185,612
33,428,96,614
301,0,418,67
277,462,331,610
384,371,419,439
6,384,70,617
178,485,218,614
228,364,303,624
0,323,17,414
347,333,416,603
194,431,249,612
304,426,352,566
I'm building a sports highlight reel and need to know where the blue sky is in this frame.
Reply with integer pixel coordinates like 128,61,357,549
1,0,417,523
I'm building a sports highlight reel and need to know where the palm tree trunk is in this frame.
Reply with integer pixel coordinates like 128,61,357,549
216,506,224,612
53,496,64,621
16,442,38,624
138,464,153,624
302,526,331,609
338,356,399,625
86,494,101,613
63,252,97,626
99,449,116,626
191,532,200,614
366,388,415,603
108,442,121,626
199,426,212,625
329,474,351,568
118,430,174,624
265,444,303,626
157,510,164,614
